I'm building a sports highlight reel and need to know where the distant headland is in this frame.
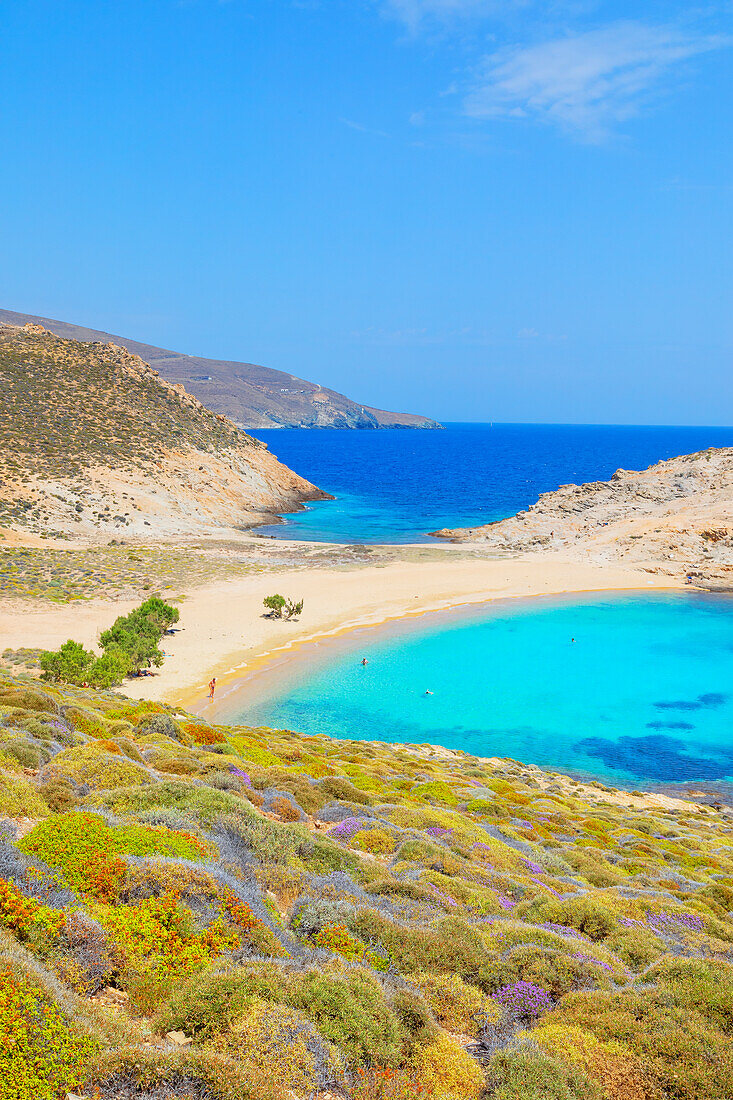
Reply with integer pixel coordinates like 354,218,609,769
0,308,441,431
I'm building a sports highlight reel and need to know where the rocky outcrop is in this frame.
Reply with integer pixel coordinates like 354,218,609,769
432,449,733,588
0,323,331,541
0,309,441,430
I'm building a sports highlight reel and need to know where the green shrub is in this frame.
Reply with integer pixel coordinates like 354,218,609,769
0,738,45,769
411,781,459,807
40,640,95,687
0,774,49,818
154,969,278,1039
488,1048,604,1100
288,965,403,1066
38,778,78,813
320,776,372,805
44,744,151,790
521,896,618,941
0,963,98,1100
0,687,60,714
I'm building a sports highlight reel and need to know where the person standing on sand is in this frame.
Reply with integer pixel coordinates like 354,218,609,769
208,677,216,700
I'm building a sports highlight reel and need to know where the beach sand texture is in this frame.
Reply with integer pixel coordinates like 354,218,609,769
0,552,681,712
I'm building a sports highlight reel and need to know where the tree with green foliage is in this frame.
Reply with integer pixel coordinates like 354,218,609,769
40,640,95,685
39,596,179,685
263,594,286,618
100,596,178,673
86,647,132,689
285,598,304,620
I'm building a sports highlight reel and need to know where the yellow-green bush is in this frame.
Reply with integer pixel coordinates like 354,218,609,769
413,971,499,1035
0,964,98,1100
352,827,397,855
43,743,151,789
0,774,49,818
411,1034,485,1099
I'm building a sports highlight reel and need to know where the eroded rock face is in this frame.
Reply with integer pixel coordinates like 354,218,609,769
0,324,331,541
432,449,733,587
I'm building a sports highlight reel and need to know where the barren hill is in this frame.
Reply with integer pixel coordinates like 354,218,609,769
433,448,733,588
0,308,441,430
0,322,330,541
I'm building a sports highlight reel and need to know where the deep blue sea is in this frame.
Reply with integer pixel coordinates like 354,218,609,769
252,423,733,544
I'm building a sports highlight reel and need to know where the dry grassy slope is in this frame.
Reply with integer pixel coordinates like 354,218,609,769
433,448,733,588
0,307,442,430
0,323,329,541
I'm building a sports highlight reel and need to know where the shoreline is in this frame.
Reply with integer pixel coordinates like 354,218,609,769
120,553,683,711
0,546,688,715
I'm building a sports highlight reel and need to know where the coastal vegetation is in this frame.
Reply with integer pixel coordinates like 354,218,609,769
0,669,731,1099
264,594,305,619
39,597,179,688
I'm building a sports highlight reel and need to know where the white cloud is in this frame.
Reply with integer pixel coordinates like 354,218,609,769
463,21,728,140
383,1,510,32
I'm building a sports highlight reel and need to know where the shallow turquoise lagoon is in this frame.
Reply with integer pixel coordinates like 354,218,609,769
233,593,733,788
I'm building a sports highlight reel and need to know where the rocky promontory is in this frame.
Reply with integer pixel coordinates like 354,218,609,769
0,322,331,541
432,448,733,588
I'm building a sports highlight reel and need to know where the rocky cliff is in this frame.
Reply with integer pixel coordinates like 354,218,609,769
0,308,441,431
433,448,733,588
0,322,331,541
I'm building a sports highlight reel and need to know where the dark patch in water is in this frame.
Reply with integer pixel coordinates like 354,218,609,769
575,734,733,781
653,692,728,712
646,720,695,730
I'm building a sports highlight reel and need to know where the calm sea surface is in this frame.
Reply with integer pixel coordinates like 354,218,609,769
251,423,733,544
239,425,733,787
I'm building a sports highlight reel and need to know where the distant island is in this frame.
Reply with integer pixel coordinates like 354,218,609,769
0,308,441,431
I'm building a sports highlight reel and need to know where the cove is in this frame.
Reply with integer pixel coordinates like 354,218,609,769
228,592,733,789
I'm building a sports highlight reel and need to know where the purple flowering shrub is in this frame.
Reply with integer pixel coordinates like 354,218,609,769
493,981,552,1021
327,817,364,840
496,893,517,911
229,766,252,788
647,910,704,933
425,826,453,839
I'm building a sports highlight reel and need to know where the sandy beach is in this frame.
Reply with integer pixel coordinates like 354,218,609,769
0,549,683,715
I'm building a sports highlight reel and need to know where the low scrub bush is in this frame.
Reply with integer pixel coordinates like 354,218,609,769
287,965,404,1066
411,1034,485,1100
0,963,98,1100
413,971,498,1035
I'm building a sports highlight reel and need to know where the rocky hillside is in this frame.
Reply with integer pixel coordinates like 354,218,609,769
433,449,733,588
0,670,731,1099
0,322,330,541
0,308,441,431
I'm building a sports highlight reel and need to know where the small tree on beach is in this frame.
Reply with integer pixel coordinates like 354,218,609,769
285,598,304,620
40,639,94,685
263,594,287,618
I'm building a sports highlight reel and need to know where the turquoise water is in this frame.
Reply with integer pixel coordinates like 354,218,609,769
233,593,733,788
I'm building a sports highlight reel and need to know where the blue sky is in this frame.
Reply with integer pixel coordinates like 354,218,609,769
1,0,731,423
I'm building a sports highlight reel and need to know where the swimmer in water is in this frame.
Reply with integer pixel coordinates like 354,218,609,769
361,658,368,666
425,690,433,696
